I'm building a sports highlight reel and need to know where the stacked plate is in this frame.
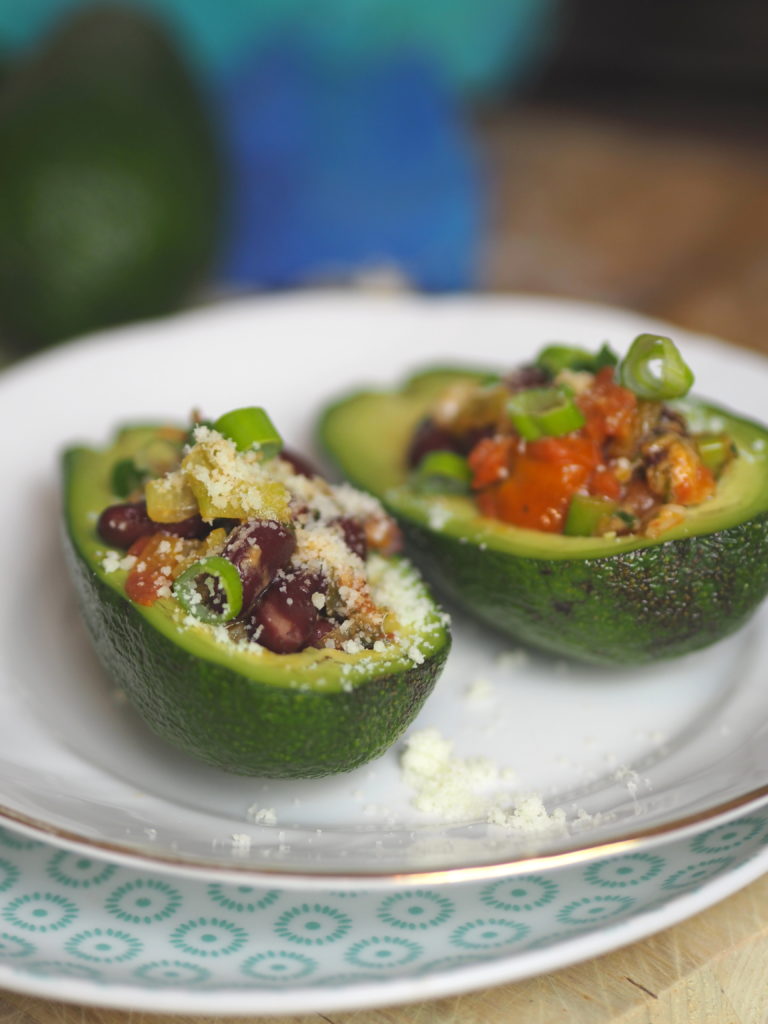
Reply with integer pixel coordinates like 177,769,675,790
2,295,768,1015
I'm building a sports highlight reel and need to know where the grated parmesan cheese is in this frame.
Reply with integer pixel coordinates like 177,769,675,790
102,421,445,666
401,728,566,836
246,805,277,826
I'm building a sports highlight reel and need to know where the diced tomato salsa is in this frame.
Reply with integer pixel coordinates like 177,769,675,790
410,358,728,539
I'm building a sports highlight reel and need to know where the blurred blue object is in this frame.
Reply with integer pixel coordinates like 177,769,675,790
0,0,555,95
215,45,482,290
0,0,557,292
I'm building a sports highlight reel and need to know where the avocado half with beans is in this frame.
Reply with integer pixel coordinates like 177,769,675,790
317,338,768,665
62,417,450,777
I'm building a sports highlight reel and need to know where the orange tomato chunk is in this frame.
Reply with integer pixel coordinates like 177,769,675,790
125,534,189,606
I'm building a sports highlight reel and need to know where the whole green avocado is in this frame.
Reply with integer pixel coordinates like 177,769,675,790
0,6,219,352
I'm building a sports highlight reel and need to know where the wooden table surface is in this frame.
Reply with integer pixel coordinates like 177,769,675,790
3,101,768,1022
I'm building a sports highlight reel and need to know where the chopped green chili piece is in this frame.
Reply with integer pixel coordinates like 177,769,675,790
213,407,283,457
536,343,618,376
618,334,694,400
695,433,736,476
412,450,472,494
564,494,619,537
111,458,146,498
172,556,244,624
507,387,586,441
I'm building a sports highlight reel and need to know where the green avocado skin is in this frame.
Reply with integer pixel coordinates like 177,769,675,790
62,433,449,778
400,515,768,665
318,369,768,666
63,529,447,778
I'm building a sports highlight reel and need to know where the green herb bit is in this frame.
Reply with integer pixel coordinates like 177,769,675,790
536,343,618,376
618,333,694,400
564,494,619,537
507,386,586,441
111,458,147,498
411,450,472,494
213,407,283,457
173,556,244,624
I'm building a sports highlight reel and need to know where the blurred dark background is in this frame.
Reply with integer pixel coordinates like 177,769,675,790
0,0,766,362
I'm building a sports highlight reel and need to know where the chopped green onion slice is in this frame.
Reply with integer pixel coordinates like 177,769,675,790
411,450,472,494
695,432,735,476
213,407,283,457
564,494,619,537
618,334,694,400
507,387,586,441
536,343,618,376
111,458,146,498
172,556,243,624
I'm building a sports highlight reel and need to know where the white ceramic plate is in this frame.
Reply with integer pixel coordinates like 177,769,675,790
0,814,767,1015
3,293,768,885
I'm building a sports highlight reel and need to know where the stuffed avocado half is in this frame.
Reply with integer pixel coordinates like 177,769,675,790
318,336,768,665
62,411,450,778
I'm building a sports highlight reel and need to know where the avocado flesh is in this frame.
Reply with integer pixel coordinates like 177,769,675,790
318,369,768,665
62,427,450,777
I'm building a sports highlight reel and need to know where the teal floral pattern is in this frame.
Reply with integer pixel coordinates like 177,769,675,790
64,928,142,963
557,895,636,926
105,880,182,924
274,904,352,946
0,811,766,1012
450,918,529,949
207,884,280,913
3,892,78,933
661,858,734,891
170,918,248,958
345,936,422,968
480,876,559,911
377,890,455,930
584,853,665,888
47,853,117,889
0,859,20,893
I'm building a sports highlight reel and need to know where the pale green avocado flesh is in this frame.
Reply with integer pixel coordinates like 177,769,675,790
318,369,768,665
62,426,450,777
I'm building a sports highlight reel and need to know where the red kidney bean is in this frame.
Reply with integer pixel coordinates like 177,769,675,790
407,418,461,468
248,571,327,653
333,516,367,561
457,424,497,454
223,520,296,614
307,618,335,649
97,501,157,548
279,448,321,478
505,365,550,392
160,514,210,540
98,501,211,548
